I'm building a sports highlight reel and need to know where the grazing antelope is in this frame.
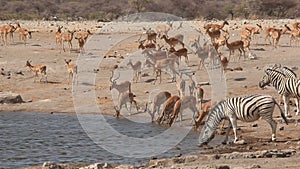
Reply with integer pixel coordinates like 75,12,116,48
25,60,47,83
169,96,199,126
60,30,76,52
64,59,77,84
225,35,245,61
161,35,184,48
155,22,173,37
16,23,32,45
147,91,172,122
204,21,229,31
157,95,181,125
127,60,142,82
114,92,139,117
193,100,212,130
109,71,132,99
176,73,186,98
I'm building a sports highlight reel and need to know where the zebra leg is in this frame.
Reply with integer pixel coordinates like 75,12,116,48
263,117,277,141
228,116,239,143
283,95,290,116
295,98,299,116
222,120,232,144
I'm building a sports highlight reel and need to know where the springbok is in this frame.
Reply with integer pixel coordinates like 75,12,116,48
109,71,132,99
204,21,229,31
153,58,178,84
146,91,172,122
16,23,32,45
161,35,184,48
25,60,47,83
168,95,199,126
127,60,142,82
114,92,139,117
60,30,76,52
64,59,78,84
156,95,181,125
176,73,186,98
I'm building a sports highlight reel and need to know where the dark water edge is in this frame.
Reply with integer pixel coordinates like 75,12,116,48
0,112,223,168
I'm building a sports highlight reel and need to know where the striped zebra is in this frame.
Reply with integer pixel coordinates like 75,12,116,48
259,68,300,116
199,94,288,145
270,64,297,78
270,65,297,106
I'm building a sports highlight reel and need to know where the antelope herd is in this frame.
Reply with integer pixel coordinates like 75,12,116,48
2,19,300,145
0,22,95,85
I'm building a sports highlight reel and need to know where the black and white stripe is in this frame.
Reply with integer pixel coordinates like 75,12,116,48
281,66,297,79
270,64,297,79
199,94,288,145
259,68,300,116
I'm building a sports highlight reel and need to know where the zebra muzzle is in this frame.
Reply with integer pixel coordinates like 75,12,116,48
258,81,267,88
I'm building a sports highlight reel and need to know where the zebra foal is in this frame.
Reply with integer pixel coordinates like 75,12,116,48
259,68,300,116
199,94,288,145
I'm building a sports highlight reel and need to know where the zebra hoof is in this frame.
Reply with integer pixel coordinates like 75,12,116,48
234,139,246,145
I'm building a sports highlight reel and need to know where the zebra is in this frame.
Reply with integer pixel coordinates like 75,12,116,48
259,68,300,116
269,64,297,79
269,64,298,106
199,94,288,145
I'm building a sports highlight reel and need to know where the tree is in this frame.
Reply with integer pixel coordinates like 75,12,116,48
129,0,152,13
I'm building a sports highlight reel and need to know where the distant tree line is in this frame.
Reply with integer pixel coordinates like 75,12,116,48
0,0,299,21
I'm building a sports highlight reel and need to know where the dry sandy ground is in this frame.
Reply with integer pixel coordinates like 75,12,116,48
1,20,300,168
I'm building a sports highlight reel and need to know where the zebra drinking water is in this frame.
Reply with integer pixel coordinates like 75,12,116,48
259,68,300,116
199,94,288,145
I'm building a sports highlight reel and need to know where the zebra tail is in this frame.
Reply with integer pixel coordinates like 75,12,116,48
274,99,288,125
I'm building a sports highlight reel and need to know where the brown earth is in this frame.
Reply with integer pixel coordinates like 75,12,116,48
1,20,300,168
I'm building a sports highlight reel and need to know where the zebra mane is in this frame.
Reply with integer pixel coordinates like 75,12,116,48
204,100,226,130
282,66,297,78
265,68,285,77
